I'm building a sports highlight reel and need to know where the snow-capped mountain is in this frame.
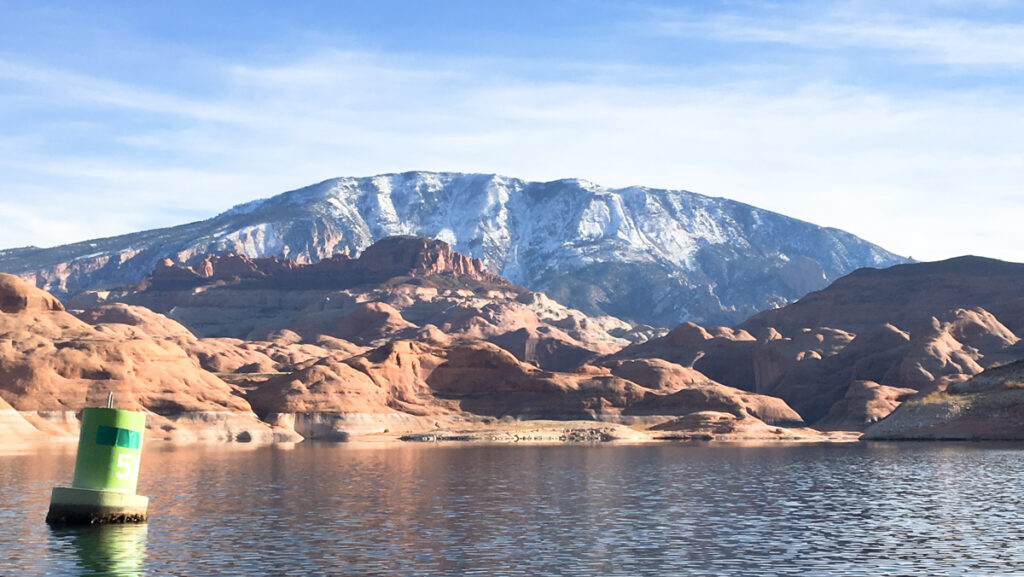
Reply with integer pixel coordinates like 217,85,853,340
0,171,909,326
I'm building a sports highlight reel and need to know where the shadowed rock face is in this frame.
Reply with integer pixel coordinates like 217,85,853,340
759,323,914,423
630,255,1024,408
606,358,803,426
741,256,1024,336
486,327,601,373
752,327,855,395
609,322,759,390
650,256,1024,427
612,299,1024,427
815,381,917,431
863,360,1024,440
776,309,1022,424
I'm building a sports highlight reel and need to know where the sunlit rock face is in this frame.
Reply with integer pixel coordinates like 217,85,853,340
0,274,294,442
73,236,634,370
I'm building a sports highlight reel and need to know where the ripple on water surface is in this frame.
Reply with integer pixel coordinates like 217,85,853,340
4,442,1024,576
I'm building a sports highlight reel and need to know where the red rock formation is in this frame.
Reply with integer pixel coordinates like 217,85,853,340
355,236,495,282
245,338,807,436
618,303,1024,427
424,342,648,419
0,276,294,441
0,273,64,313
741,256,1024,335
149,236,502,291
607,358,804,426
78,303,197,345
150,258,204,290
150,253,292,290
816,380,917,431
648,411,836,441
288,301,418,345
81,238,631,371
247,340,451,424
487,327,600,372
610,322,758,390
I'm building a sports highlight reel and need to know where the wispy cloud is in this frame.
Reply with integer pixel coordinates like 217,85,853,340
648,3,1024,67
3,8,1024,264
0,57,254,124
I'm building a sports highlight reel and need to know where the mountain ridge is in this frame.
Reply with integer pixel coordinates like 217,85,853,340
0,171,910,326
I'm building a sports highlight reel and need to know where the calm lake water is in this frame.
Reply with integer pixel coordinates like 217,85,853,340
3,441,1024,576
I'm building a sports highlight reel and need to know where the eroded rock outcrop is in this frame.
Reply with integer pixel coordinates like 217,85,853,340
78,237,632,372
145,236,500,293
617,302,1024,427
0,276,296,442
605,358,803,426
741,256,1024,336
243,338,808,439
815,381,917,431
648,411,851,442
0,272,64,313
863,360,1024,440
611,322,759,389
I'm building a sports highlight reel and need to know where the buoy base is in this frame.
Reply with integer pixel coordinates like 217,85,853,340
46,487,148,526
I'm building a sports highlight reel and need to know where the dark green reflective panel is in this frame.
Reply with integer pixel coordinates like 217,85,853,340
96,425,141,450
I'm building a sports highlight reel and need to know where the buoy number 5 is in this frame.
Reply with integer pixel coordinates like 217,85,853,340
115,453,138,482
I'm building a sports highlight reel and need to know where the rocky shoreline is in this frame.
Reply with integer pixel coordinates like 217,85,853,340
5,412,863,447
397,422,861,444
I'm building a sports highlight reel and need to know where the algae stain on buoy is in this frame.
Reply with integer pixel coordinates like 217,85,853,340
46,394,149,525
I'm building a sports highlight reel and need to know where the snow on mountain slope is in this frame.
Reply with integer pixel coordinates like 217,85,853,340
0,171,909,327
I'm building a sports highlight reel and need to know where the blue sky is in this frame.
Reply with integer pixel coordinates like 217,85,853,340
2,0,1024,262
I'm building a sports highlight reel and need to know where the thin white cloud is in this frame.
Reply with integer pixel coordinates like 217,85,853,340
0,57,255,123
2,48,1024,264
648,4,1024,67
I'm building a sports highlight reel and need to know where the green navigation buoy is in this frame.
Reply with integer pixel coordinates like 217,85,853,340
46,394,149,525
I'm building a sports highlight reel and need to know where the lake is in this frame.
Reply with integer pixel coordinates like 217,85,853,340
3,441,1024,576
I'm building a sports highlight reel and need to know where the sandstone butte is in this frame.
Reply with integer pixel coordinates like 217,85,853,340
5,239,1024,444
0,237,825,444
608,255,1024,436
611,306,1023,429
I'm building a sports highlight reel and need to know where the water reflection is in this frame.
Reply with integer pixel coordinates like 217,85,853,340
49,524,148,576
7,442,1024,575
